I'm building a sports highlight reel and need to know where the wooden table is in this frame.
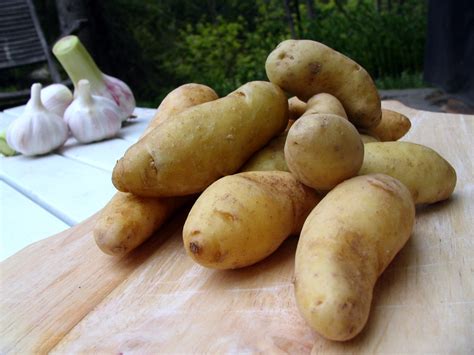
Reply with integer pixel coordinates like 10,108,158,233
0,106,156,260
0,102,473,353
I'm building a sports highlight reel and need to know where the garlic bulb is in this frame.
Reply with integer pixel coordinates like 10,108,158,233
103,74,136,120
53,36,135,121
64,80,122,143
6,83,68,156
41,83,73,117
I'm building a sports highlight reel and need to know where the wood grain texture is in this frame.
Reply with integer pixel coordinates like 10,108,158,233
0,102,472,353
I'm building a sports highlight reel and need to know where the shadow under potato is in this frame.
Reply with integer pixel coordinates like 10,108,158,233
415,194,458,217
114,204,193,271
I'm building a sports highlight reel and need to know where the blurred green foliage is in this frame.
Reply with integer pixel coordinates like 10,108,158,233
162,2,289,95
3,0,428,107
157,0,427,100
301,0,427,79
106,0,426,104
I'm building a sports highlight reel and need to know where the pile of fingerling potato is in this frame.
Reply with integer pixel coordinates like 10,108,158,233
94,39,456,341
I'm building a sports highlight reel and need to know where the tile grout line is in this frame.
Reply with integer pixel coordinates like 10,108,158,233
0,174,75,227
56,152,113,174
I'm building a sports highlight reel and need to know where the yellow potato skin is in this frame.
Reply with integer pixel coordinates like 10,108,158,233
183,171,320,269
295,174,415,341
365,109,411,142
303,93,348,119
359,142,457,204
360,133,379,143
143,84,218,136
94,84,218,255
113,81,289,197
266,39,381,128
288,96,307,120
94,194,189,255
244,94,350,174
285,113,364,190
240,132,289,172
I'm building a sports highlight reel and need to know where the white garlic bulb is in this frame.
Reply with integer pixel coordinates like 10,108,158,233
64,80,122,143
6,83,69,156
103,74,136,121
41,83,73,117
53,36,135,121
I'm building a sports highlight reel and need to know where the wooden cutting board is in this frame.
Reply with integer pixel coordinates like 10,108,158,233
1,102,473,354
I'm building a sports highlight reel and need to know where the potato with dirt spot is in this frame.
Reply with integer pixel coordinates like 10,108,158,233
295,174,415,341
112,81,289,197
183,171,320,269
359,141,457,204
94,84,217,255
285,113,364,190
266,39,381,128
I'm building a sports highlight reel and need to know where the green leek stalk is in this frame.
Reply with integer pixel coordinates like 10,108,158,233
0,130,16,156
53,36,135,120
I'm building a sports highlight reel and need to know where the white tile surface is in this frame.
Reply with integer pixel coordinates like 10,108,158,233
119,122,153,143
0,181,69,261
0,112,18,131
0,154,116,225
3,104,26,117
133,106,156,119
59,137,132,172
118,107,155,142
118,121,149,142
0,106,155,259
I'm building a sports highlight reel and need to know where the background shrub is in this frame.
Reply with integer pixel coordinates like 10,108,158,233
4,0,427,106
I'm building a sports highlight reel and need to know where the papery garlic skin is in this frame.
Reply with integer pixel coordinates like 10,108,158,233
7,83,68,156
64,80,122,143
103,74,136,121
52,36,135,121
41,84,73,117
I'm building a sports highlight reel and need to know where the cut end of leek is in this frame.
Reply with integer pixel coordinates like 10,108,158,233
52,35,104,90
52,35,80,56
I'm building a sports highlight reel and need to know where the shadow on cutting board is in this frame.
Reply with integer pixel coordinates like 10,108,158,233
112,205,192,272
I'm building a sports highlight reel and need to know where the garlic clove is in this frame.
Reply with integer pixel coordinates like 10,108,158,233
41,84,73,117
64,80,122,143
103,74,136,121
6,83,69,156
